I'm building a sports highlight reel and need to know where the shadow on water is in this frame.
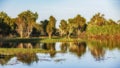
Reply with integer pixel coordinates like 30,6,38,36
0,40,120,65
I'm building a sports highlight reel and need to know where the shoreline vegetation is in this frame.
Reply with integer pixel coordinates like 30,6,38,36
0,48,49,55
0,39,120,56
0,37,85,43
0,36,120,43
0,10,120,41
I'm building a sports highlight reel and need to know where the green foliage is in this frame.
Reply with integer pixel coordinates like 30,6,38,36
107,19,117,25
46,16,56,38
86,24,120,35
40,20,49,35
31,23,43,37
0,11,120,39
0,12,16,37
66,15,86,38
89,13,106,26
74,14,86,28
16,10,38,38
87,13,119,39
59,20,68,36
67,18,75,38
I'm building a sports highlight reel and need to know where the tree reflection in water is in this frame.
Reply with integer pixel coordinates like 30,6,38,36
41,43,56,58
0,54,14,65
87,40,120,61
88,44,105,61
0,40,120,65
69,42,87,57
17,43,33,48
16,53,38,65
60,42,68,52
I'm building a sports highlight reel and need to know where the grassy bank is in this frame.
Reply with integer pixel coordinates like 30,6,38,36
0,48,65,56
0,48,49,55
0,37,42,42
0,37,86,43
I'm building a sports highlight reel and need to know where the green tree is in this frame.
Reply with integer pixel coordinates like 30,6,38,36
74,15,86,37
46,16,56,39
59,19,68,37
0,11,16,37
31,23,43,37
16,10,38,38
66,15,86,38
89,13,106,26
107,19,117,25
67,18,75,38
40,20,49,35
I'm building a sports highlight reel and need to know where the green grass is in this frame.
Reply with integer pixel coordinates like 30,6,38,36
0,48,67,56
0,37,86,43
40,38,86,43
0,48,50,55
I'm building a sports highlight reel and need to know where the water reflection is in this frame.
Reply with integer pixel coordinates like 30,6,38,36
17,53,38,65
0,40,120,66
0,53,39,65
88,44,105,61
69,42,86,57
41,43,56,57
60,42,68,52
17,43,33,48
0,54,14,65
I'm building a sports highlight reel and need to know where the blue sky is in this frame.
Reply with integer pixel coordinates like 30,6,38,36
0,0,120,27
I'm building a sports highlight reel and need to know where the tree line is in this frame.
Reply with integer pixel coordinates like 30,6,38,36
0,10,120,38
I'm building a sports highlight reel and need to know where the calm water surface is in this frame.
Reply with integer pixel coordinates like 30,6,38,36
0,40,120,68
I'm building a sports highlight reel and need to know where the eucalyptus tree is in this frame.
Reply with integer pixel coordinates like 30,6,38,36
40,20,49,35
0,11,16,37
66,15,86,38
46,16,56,38
89,13,106,26
59,19,68,37
67,18,75,38
16,10,38,38
31,23,44,37
74,15,86,36
107,19,117,25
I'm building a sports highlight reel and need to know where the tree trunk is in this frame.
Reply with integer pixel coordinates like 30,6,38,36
60,32,63,37
20,31,23,38
26,25,33,38
49,33,52,39
77,29,81,38
68,33,71,39
26,30,32,38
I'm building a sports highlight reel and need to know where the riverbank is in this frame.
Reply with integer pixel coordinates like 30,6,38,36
0,36,120,43
0,37,86,43
0,48,65,56
0,48,49,55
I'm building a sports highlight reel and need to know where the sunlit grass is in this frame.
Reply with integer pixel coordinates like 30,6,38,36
0,48,67,56
0,37,86,43
0,48,49,55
